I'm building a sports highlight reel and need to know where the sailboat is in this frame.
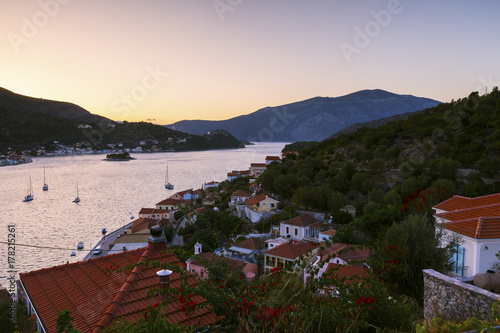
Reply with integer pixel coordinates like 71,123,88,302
73,183,80,203
42,165,48,191
23,176,34,202
165,166,174,189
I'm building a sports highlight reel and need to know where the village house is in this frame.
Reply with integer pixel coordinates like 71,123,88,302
186,243,258,282
280,214,327,242
319,264,371,296
230,190,251,205
169,188,197,201
246,193,279,213
17,227,218,333
203,181,219,190
249,163,266,177
138,208,173,221
264,240,318,273
107,218,159,252
319,229,337,242
155,198,181,211
227,170,250,181
305,243,370,283
228,237,264,260
433,193,500,276
265,156,281,165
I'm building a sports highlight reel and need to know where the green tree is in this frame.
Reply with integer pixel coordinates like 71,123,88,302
327,190,345,211
368,158,384,174
371,214,453,302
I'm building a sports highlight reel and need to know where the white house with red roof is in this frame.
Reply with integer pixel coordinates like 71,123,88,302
139,208,173,220
265,156,281,165
433,193,500,276
227,170,250,181
280,214,325,241
230,190,251,205
264,240,318,273
203,181,219,190
305,243,370,283
249,163,266,177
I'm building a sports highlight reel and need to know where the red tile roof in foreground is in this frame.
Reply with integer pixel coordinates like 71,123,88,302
19,243,217,333
433,193,500,212
265,240,317,260
442,217,500,239
246,193,268,205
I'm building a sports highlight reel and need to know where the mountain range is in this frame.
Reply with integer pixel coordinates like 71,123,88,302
167,90,441,142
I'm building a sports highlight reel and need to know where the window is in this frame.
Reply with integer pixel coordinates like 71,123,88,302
270,203,275,208
451,244,466,277
294,228,298,236
286,226,289,234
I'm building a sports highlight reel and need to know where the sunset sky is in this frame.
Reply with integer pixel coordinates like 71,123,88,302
2,1,500,125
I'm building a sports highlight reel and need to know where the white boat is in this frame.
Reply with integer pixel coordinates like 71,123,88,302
23,176,34,202
71,250,76,256
77,242,84,250
102,228,107,235
42,165,48,191
165,166,174,189
73,183,80,203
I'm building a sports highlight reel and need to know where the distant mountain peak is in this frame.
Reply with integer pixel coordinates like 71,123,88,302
168,89,441,142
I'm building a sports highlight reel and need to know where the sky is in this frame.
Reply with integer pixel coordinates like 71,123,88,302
2,1,500,125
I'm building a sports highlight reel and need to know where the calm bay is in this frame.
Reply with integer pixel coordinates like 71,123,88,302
0,142,286,280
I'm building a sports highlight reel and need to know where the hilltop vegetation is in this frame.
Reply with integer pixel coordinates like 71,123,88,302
0,107,243,152
264,89,500,241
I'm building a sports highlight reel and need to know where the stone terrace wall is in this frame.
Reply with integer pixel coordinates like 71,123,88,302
423,269,500,323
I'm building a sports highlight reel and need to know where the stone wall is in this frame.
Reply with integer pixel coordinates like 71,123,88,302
423,269,500,323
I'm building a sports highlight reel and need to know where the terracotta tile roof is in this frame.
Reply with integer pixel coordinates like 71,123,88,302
156,198,181,206
231,190,250,198
325,264,370,283
131,218,158,233
265,156,281,161
19,242,217,333
320,229,337,237
265,241,317,260
139,208,155,215
250,163,266,167
318,243,370,265
170,189,193,198
443,217,500,239
246,193,268,205
227,170,250,177
281,214,320,227
433,193,500,212
231,237,263,250
435,203,500,222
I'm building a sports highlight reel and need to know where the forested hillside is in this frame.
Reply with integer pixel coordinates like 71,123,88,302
261,89,500,240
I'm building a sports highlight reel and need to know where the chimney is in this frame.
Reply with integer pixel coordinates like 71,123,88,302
148,225,166,252
186,259,191,271
194,242,202,255
157,269,173,296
